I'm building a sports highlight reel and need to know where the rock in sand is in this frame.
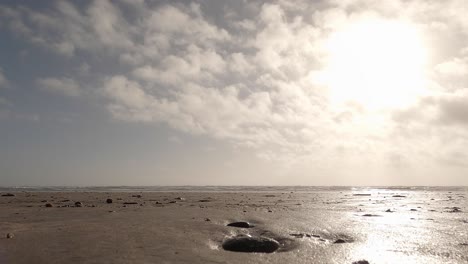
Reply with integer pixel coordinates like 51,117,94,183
227,221,253,228
222,236,279,253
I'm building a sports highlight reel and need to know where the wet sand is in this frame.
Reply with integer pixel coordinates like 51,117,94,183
0,188,467,263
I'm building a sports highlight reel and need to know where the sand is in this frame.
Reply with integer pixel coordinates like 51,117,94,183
0,188,467,263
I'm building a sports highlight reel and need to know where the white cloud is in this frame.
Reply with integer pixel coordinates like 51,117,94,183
3,0,468,176
435,57,468,76
37,77,81,97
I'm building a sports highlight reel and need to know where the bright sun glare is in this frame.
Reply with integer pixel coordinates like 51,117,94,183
318,19,428,110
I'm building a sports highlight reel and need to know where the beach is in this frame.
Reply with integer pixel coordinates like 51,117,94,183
0,187,467,263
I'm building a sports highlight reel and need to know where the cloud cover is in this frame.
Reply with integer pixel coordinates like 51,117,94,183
1,0,468,184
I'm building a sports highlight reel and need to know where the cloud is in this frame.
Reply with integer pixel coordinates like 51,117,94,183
37,77,81,97
0,68,10,88
0,97,11,107
435,57,468,76
2,0,468,173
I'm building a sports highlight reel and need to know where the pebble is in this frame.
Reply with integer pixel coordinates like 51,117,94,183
75,202,83,207
1,193,15,197
106,198,113,204
6,233,14,239
352,260,370,264
334,239,347,244
362,214,380,217
45,203,53,207
222,236,279,253
227,221,253,228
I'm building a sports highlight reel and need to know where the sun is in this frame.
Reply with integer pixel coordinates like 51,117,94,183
316,18,428,110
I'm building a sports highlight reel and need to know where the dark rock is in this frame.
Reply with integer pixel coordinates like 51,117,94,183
106,198,113,204
45,203,53,207
290,233,306,238
410,209,417,211
362,214,380,217
175,197,185,201
75,202,83,207
334,239,347,244
222,236,279,253
447,207,462,213
169,201,177,204
6,233,14,239
198,199,211,202
353,194,371,196
205,218,211,222
132,195,142,198
227,221,253,228
385,209,394,213
123,202,138,205
1,193,15,197
61,199,70,202
392,195,406,198
352,260,370,264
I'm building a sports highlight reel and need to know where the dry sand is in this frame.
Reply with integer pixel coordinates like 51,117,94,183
0,188,467,263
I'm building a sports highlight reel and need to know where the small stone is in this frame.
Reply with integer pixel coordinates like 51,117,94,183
45,203,53,207
132,195,142,198
75,202,83,207
334,239,347,244
289,233,305,238
362,214,380,217
175,197,185,201
392,195,406,198
410,209,417,211
352,260,370,264
1,193,15,197
385,209,394,213
6,233,14,239
41,200,48,203
205,218,211,222
106,198,113,204
227,221,253,228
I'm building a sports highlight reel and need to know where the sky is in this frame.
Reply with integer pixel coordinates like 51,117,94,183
1,0,468,186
